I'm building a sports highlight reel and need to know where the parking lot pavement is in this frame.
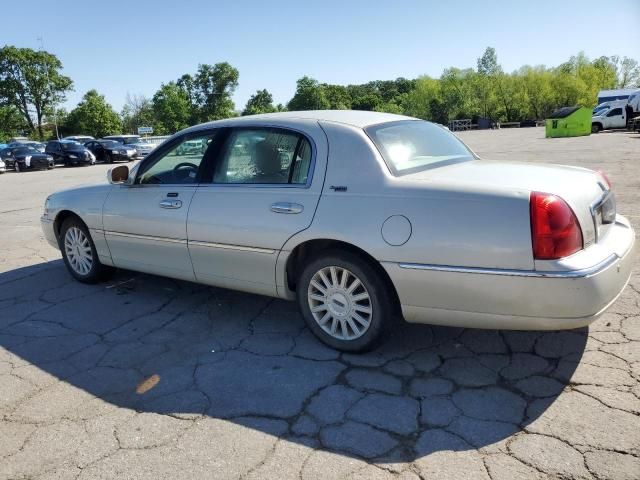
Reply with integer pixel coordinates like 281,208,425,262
0,128,638,479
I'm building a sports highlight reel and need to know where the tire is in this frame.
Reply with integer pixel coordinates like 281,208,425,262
296,250,395,352
59,216,113,283
591,123,601,133
14,162,21,172
107,153,113,164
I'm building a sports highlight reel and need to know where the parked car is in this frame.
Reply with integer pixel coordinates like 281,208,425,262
45,140,96,166
0,158,6,173
84,140,136,163
519,119,537,127
103,135,155,158
592,106,627,132
0,145,54,172
40,111,636,352
63,135,95,144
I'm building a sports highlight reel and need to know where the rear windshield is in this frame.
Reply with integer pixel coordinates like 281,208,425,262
365,120,474,176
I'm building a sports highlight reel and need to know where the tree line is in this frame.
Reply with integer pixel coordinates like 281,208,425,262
1,44,638,141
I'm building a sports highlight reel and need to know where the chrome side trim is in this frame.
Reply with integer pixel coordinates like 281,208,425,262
398,254,619,278
188,240,275,254
103,230,187,245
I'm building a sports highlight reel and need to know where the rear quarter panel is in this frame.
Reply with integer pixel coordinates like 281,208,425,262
281,122,534,272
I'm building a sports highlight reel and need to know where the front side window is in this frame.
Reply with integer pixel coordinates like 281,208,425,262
136,132,217,185
365,120,474,176
213,128,312,185
607,108,622,117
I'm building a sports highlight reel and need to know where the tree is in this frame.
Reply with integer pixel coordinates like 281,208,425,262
322,84,351,110
242,89,276,115
121,93,156,134
288,76,330,110
191,62,239,121
152,82,191,133
0,46,73,139
64,90,121,138
611,56,640,88
0,105,28,141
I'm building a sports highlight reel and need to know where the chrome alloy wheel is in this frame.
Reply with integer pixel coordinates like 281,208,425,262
307,266,373,341
64,227,93,275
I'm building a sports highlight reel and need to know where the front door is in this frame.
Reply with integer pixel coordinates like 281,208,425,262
102,130,219,281
187,124,327,296
606,107,625,128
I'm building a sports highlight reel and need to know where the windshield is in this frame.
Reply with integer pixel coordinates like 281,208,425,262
365,120,475,176
123,137,141,144
61,142,84,151
99,140,120,148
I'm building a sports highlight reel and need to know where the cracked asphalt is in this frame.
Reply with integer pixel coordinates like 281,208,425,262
1,128,639,480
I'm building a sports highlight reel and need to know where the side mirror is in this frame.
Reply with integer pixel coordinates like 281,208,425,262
108,165,129,184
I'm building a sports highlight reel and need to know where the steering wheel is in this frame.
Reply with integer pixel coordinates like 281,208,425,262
173,162,199,182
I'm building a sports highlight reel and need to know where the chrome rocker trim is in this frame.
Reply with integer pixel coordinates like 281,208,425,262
398,254,619,279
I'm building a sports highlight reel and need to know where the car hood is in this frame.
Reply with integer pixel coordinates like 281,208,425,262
402,159,608,247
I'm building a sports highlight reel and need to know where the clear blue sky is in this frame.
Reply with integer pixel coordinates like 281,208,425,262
3,0,639,112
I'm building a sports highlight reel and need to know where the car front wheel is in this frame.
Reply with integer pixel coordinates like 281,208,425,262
297,251,394,352
14,162,21,172
591,124,601,133
59,217,112,283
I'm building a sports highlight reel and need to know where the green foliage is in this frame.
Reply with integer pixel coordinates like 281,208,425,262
242,89,276,115
287,76,330,110
0,46,73,139
3,44,635,138
153,82,191,133
63,90,121,138
191,62,239,121
0,105,28,142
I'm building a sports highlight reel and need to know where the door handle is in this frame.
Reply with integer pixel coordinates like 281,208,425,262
271,202,303,214
159,199,182,209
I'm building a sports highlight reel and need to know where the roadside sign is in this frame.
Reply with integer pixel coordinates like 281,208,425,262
138,126,153,134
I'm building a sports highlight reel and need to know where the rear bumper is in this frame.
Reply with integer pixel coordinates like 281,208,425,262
383,217,636,330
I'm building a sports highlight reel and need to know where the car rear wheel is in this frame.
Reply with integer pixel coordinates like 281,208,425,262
60,217,112,283
297,251,394,352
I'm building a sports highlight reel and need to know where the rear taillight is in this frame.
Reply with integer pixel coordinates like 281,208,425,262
530,192,583,260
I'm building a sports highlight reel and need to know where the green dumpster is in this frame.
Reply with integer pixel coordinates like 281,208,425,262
545,106,591,138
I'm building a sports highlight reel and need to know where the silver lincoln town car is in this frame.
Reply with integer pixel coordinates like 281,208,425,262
41,111,636,351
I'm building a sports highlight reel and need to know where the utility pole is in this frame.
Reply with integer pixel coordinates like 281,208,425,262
37,36,60,139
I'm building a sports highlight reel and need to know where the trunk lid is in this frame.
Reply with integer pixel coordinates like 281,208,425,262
404,159,613,248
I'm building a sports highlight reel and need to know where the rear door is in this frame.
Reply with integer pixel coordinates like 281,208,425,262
187,123,328,296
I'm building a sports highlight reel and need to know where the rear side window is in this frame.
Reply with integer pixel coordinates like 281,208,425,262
365,120,474,176
607,108,622,117
213,128,312,185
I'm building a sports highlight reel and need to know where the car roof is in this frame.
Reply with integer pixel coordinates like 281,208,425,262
104,134,139,138
191,110,416,131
